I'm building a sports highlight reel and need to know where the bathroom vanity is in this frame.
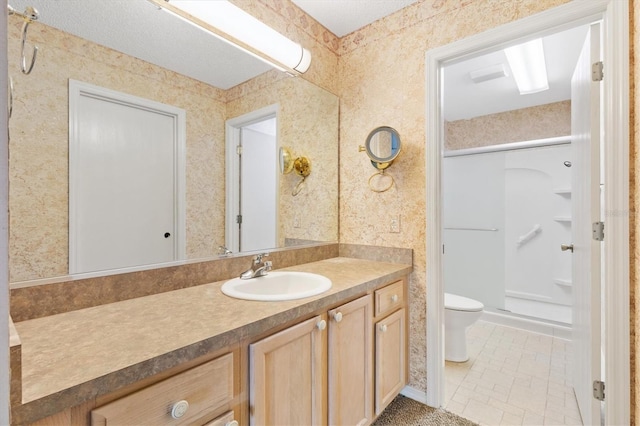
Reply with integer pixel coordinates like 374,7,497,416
9,253,411,426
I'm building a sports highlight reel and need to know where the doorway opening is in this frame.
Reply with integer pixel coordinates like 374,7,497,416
439,21,593,424
226,105,279,254
424,1,629,425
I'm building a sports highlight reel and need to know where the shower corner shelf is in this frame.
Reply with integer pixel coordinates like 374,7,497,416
553,278,573,287
553,216,572,222
553,188,572,195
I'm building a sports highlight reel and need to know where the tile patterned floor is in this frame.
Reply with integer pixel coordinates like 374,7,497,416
444,321,583,425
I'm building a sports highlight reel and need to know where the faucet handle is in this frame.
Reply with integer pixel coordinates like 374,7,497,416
254,253,269,263
218,245,232,256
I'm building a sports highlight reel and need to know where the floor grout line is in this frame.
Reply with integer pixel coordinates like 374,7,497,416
443,320,583,425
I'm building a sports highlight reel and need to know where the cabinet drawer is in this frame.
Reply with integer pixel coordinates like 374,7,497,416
203,410,237,426
92,353,234,426
374,281,404,317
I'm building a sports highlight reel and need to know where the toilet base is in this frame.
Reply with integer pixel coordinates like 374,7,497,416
445,327,470,362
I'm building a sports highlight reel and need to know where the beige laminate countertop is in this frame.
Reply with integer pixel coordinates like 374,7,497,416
12,257,411,422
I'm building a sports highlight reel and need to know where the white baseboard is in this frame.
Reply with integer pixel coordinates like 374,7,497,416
400,385,429,405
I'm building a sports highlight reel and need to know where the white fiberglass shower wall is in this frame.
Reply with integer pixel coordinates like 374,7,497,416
443,141,572,324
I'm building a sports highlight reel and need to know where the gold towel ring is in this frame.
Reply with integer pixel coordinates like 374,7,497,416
368,171,394,193
292,177,307,196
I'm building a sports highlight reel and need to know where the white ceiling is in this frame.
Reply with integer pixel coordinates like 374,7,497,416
443,24,590,121
291,0,419,37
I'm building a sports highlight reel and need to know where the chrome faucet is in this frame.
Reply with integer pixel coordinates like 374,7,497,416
218,245,232,256
240,253,272,280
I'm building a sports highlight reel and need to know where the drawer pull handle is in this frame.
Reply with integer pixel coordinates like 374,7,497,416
170,400,189,419
380,324,388,333
333,312,343,323
316,319,327,330
226,421,239,426
391,294,399,303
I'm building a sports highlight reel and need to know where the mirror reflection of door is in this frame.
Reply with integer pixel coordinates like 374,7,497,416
237,117,277,252
69,80,186,274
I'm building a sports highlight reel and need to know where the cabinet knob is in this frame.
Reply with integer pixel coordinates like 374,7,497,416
316,319,327,330
333,312,343,323
379,324,388,333
391,294,399,303
226,421,239,426
170,400,189,419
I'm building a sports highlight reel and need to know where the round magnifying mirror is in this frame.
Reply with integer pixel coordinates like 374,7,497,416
364,126,401,170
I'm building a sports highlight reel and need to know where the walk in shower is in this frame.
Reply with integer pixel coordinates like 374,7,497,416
443,138,572,325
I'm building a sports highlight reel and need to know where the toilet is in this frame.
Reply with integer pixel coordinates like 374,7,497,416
444,293,484,362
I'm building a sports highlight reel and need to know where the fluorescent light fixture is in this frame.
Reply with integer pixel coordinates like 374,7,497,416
469,64,508,83
149,0,311,75
504,38,549,95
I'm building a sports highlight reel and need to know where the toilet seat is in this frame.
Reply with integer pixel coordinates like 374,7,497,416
444,293,484,312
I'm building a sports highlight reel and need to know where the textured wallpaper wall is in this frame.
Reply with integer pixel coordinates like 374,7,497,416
337,0,572,392
445,101,571,150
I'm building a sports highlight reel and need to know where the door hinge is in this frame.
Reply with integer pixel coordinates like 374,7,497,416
236,214,242,224
236,145,243,155
593,380,605,401
592,61,604,82
592,222,604,241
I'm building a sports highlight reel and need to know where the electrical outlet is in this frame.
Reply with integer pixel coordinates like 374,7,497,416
390,215,400,233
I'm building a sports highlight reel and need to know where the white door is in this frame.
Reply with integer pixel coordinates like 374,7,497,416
69,81,185,274
226,110,278,254
571,22,602,424
239,124,277,252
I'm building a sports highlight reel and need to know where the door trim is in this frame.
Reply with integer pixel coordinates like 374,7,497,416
424,1,629,423
601,1,630,422
69,80,186,273
0,0,9,422
225,104,279,253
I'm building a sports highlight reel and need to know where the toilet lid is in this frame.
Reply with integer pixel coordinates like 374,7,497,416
444,293,484,312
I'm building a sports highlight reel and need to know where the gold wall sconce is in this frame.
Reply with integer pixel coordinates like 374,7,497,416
279,147,311,196
359,126,402,192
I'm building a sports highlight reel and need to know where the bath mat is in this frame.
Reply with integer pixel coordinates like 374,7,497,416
372,395,479,426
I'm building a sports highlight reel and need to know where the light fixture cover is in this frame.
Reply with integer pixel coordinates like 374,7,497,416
167,0,311,73
504,38,549,95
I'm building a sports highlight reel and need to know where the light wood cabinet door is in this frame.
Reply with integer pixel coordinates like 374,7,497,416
375,308,406,415
249,315,327,426
328,295,373,426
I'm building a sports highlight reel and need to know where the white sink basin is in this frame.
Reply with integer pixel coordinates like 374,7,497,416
221,271,332,301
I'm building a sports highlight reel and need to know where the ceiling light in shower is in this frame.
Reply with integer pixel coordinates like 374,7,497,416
149,0,312,75
469,64,509,83
504,38,549,95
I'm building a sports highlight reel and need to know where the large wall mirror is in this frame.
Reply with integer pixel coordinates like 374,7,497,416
8,0,339,283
